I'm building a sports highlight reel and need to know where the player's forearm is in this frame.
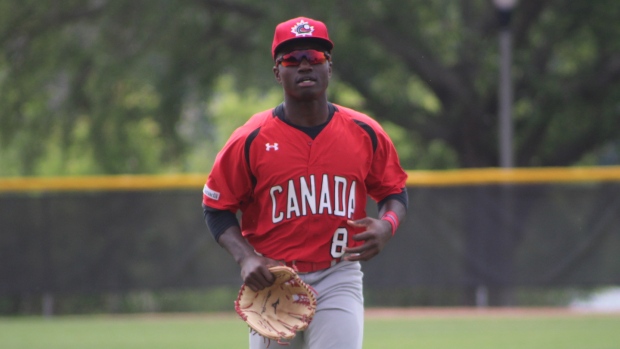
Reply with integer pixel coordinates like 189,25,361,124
217,226,259,265
378,199,407,224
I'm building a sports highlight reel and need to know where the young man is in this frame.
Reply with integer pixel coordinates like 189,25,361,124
202,17,408,349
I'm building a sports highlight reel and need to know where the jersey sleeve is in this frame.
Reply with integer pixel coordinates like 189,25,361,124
202,127,255,213
364,122,408,203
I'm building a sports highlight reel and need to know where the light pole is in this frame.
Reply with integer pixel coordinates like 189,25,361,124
493,0,517,168
489,0,518,307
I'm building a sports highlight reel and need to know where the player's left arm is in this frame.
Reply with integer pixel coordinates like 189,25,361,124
344,193,407,262
344,116,408,262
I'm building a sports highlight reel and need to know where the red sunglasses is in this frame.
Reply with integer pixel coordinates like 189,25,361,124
276,49,330,67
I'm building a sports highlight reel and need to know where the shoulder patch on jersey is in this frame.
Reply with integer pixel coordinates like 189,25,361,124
203,184,220,200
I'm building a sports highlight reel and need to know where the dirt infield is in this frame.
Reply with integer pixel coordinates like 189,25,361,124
364,307,620,319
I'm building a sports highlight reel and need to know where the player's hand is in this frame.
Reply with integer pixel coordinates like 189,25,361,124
343,217,392,262
239,254,280,292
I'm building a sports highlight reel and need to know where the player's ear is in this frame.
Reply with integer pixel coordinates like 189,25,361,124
326,52,333,78
273,65,282,84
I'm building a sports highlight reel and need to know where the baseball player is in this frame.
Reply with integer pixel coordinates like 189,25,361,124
202,17,408,349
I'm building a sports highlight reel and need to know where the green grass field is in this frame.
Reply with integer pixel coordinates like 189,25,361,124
1,309,619,349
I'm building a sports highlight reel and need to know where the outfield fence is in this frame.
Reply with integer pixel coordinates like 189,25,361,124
1,167,620,311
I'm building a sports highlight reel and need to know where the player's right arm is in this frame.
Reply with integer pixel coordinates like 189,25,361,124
202,110,278,290
203,203,279,291
216,224,279,292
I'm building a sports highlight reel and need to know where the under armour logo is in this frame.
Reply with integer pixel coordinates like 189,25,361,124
265,143,279,151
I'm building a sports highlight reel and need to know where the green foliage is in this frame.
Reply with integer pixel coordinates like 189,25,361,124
180,74,283,173
1,0,620,175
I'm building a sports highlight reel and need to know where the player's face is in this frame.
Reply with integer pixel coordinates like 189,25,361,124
273,42,332,100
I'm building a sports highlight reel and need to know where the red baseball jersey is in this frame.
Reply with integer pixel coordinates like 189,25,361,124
203,103,407,263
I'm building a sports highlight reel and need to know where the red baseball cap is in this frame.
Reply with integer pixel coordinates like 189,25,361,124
271,17,334,59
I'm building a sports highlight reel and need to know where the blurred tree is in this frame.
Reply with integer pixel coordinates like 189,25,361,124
330,0,620,168
1,0,619,175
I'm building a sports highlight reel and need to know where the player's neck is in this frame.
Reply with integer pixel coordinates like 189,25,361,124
282,99,329,127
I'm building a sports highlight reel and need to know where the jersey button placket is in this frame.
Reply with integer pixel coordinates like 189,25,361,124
306,140,313,173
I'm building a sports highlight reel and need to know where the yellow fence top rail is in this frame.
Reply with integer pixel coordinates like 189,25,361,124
406,166,620,186
1,167,620,192
0,174,208,192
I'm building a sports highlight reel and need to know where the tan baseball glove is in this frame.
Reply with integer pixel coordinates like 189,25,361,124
234,265,317,345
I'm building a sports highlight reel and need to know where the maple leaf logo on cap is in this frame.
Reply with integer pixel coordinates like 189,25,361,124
291,20,314,37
